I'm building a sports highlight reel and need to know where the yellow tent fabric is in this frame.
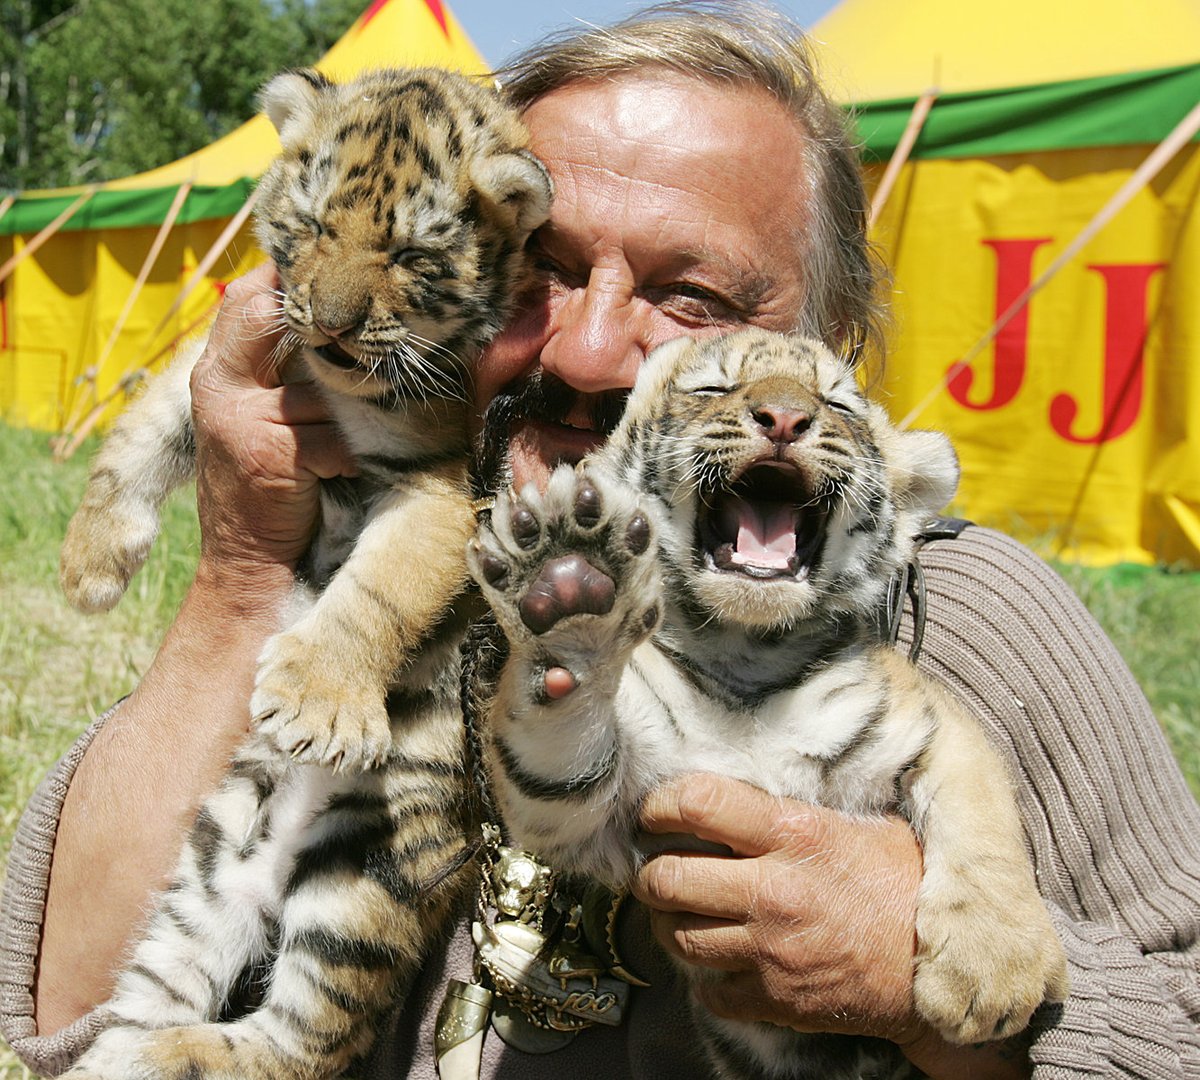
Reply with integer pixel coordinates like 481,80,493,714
811,0,1200,566
0,0,486,432
814,0,1200,100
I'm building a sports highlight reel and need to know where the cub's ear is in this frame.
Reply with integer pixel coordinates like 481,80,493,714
625,335,700,408
259,68,333,143
882,427,960,518
641,335,700,383
471,149,554,234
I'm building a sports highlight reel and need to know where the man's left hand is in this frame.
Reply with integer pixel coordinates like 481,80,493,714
632,772,923,1042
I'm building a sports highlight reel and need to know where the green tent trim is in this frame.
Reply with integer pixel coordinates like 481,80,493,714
853,62,1200,161
0,177,258,239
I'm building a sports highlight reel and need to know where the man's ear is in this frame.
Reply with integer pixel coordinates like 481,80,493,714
470,149,554,235
881,426,960,519
259,68,333,144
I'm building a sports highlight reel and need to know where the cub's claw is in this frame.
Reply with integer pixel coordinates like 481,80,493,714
252,629,392,770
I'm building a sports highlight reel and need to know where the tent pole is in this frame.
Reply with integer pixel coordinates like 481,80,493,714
54,186,256,462
147,186,262,347
55,182,195,453
899,97,1200,430
93,182,193,381
869,88,939,227
0,188,96,287
0,194,14,226
56,296,223,462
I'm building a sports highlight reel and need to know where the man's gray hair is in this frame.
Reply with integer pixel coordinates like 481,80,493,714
497,0,887,369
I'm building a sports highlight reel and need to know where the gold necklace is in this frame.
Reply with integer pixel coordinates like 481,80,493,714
434,823,648,1078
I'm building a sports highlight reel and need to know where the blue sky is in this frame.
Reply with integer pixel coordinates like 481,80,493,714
445,1,840,68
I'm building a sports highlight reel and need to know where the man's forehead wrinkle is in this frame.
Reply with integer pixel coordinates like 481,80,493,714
544,166,768,272
552,156,717,205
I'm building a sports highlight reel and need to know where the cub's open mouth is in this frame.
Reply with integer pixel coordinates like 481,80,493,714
698,463,828,580
313,341,362,370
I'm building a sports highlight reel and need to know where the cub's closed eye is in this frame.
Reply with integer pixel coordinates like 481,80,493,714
691,385,732,396
391,248,429,267
297,214,322,237
824,398,854,413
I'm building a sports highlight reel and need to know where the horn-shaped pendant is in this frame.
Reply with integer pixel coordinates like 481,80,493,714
435,979,493,1080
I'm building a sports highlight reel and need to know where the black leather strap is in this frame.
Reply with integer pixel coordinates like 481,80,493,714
877,516,973,662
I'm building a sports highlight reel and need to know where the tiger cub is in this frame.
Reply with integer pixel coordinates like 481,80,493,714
59,68,550,1080
469,329,1069,1080
62,65,550,770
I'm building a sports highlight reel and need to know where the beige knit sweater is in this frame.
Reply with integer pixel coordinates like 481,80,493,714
3,526,1199,1077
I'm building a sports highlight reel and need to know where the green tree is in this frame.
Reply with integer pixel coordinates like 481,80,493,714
0,0,78,185
0,0,367,191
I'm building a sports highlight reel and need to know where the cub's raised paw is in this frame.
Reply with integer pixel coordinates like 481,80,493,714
468,466,662,681
251,626,392,770
60,503,157,613
913,885,1069,1044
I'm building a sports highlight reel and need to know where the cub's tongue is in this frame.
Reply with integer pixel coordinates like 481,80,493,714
729,499,797,569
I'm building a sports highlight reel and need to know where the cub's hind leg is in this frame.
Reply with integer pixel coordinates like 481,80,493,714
60,343,200,613
66,702,475,1080
62,752,290,1079
896,656,1069,1044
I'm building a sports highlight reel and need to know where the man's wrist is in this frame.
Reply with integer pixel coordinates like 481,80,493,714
126,555,293,728
189,555,295,630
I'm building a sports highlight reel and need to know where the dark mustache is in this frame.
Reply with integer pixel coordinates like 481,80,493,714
472,371,628,498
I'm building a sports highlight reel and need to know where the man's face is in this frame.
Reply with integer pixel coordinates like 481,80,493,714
474,71,811,491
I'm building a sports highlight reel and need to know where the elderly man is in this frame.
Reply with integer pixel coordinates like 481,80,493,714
4,4,1199,1079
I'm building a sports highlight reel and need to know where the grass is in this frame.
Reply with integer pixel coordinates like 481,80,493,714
0,425,199,853
1052,560,1200,797
0,420,1197,1075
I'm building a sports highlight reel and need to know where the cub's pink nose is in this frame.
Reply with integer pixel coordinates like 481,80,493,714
752,405,812,443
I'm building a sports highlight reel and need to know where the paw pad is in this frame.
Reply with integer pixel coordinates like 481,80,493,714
511,505,540,549
478,553,510,589
626,514,650,555
519,555,615,634
467,465,662,663
574,483,602,528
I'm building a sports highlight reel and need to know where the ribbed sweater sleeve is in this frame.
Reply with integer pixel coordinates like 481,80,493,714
911,526,1200,1078
0,710,114,1077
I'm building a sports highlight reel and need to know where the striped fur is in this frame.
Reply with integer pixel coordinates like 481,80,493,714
61,68,550,1080
470,330,1068,1079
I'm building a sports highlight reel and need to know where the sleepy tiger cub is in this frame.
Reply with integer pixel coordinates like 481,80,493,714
469,328,1069,1080
59,68,550,1080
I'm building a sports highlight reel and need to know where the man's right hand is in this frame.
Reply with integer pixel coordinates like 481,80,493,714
190,263,356,593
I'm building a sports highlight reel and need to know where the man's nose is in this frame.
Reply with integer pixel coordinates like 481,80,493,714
537,273,647,393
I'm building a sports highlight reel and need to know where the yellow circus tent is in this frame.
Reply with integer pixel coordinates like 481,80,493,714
811,0,1200,565
0,0,486,443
